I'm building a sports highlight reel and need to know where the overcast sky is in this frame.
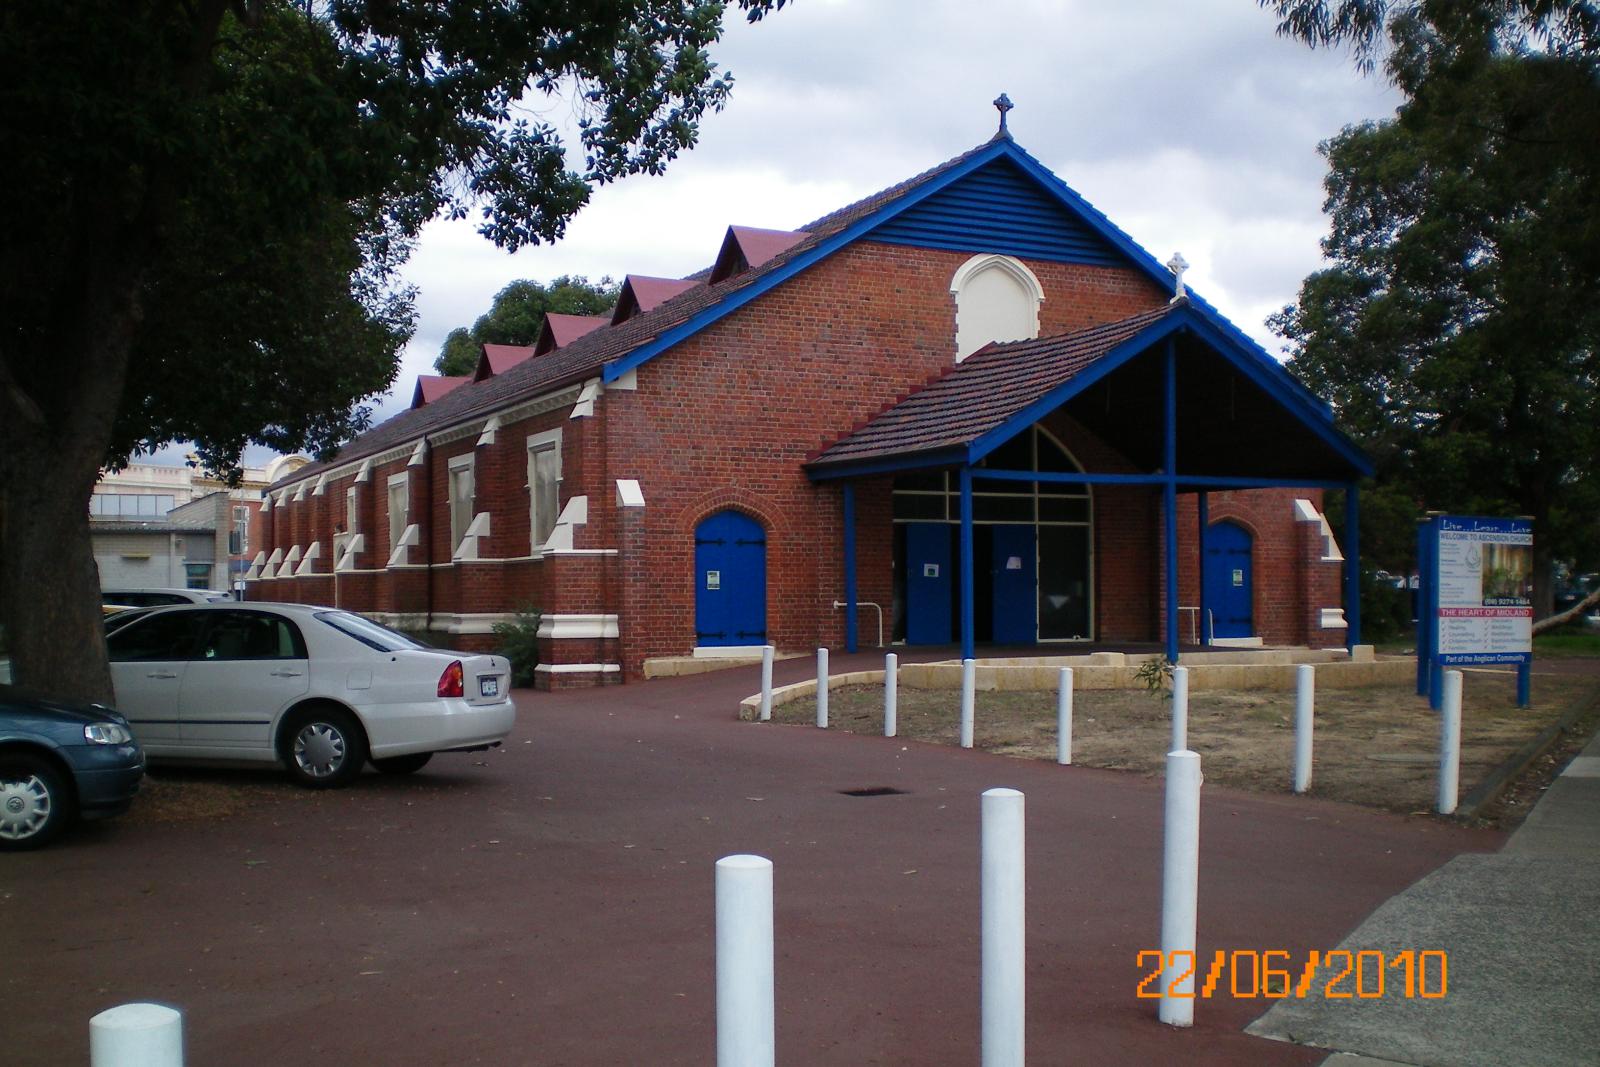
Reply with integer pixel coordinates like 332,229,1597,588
205,0,1400,467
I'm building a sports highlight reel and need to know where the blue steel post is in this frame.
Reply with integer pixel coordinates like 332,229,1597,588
959,467,976,661
1164,339,1179,664
1345,483,1361,651
1517,661,1531,708
1428,517,1443,710
1415,519,1431,696
1196,491,1209,645
842,482,858,654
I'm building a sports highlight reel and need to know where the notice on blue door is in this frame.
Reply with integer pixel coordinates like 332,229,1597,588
1434,516,1532,665
706,570,720,590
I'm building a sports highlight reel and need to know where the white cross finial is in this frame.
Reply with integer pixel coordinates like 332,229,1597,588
1166,252,1190,303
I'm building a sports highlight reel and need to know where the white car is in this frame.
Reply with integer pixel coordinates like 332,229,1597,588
102,588,235,608
105,603,515,787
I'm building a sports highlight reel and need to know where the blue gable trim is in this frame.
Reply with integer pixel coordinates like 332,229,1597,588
603,140,1021,384
805,446,968,482
869,156,1125,267
603,136,1349,454
964,305,1373,477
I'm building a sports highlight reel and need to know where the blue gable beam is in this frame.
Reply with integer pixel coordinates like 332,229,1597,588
966,315,1190,465
971,469,1355,490
806,446,968,482
1170,311,1373,477
963,306,1370,478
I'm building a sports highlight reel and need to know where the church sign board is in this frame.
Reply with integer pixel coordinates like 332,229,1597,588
1432,516,1533,666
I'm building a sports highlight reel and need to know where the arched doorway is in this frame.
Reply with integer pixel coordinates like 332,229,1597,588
694,510,767,647
891,426,1092,645
1204,520,1254,640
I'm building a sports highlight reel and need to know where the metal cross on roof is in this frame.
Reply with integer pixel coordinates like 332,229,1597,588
993,93,1014,137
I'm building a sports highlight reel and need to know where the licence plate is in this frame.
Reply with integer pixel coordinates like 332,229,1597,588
480,676,499,698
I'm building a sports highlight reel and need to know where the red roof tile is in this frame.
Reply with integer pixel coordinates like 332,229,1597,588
805,306,1178,470
410,375,469,409
275,138,1005,488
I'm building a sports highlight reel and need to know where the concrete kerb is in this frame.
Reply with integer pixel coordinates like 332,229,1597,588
1456,683,1600,821
737,648,1412,720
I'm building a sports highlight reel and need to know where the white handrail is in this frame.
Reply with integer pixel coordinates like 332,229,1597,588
831,600,885,648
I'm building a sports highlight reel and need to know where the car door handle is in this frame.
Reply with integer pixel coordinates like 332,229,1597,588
270,669,305,678
146,670,179,679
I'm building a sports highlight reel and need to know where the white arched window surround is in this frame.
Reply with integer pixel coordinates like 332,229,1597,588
949,253,1045,362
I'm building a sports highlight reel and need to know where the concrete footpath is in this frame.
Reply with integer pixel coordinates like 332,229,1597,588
1249,732,1600,1066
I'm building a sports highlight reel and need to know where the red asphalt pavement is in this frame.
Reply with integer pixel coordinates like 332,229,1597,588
2,652,1502,1065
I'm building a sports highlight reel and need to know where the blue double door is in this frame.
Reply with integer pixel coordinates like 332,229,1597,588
1203,520,1254,640
905,523,1037,645
695,511,767,646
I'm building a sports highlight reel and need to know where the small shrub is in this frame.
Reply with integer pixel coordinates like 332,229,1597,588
1134,656,1173,699
493,605,542,688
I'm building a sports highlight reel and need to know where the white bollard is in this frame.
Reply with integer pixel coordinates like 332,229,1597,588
759,645,774,722
1170,665,1189,752
716,855,775,1067
816,647,829,729
960,658,976,749
1159,750,1202,1027
1056,668,1073,766
1438,670,1463,815
90,1003,184,1067
1293,664,1315,794
884,653,898,738
982,788,1026,1067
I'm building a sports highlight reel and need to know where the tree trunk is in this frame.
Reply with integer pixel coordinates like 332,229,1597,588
0,242,148,704
0,458,117,703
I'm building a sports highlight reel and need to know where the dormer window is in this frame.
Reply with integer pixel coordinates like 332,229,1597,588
533,313,610,356
410,375,467,409
473,343,535,382
949,253,1045,361
709,226,806,284
610,275,697,325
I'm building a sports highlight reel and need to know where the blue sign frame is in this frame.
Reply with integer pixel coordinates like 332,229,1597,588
1416,514,1533,708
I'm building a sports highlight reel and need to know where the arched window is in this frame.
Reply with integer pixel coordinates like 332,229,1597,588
949,254,1045,361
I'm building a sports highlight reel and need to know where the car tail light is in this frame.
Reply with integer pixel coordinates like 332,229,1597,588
437,660,465,698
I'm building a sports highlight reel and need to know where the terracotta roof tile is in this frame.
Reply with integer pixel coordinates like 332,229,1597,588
806,305,1178,470
276,139,1006,488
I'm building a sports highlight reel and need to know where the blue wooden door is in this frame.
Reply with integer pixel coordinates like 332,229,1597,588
991,525,1037,644
695,511,766,646
905,523,952,645
1204,520,1253,639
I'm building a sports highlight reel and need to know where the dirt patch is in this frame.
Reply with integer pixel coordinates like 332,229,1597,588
771,668,1599,824
128,766,306,823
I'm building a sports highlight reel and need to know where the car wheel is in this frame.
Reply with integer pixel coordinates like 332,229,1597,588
0,755,74,851
281,706,367,789
370,752,432,775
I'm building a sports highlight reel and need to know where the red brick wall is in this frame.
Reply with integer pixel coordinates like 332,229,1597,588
601,243,1169,675
1172,488,1348,648
245,235,1346,678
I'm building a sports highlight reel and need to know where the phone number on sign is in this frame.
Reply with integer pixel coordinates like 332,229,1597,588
1135,949,1448,1000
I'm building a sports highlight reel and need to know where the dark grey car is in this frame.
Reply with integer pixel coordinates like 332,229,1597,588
0,687,144,850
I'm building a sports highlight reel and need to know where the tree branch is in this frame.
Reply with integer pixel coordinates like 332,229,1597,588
1533,587,1600,634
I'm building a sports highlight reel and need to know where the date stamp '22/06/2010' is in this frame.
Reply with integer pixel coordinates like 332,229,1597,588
1136,949,1449,1000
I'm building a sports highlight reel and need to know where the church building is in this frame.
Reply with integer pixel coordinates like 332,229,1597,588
248,106,1369,688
